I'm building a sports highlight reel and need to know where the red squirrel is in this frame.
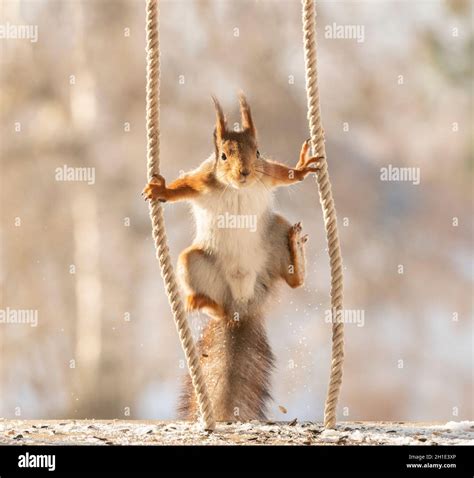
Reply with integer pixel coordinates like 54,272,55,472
143,93,321,422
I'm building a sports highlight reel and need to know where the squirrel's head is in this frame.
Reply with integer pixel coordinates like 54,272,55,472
212,93,262,189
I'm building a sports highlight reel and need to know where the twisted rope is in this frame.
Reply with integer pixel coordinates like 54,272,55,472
145,0,215,431
302,0,345,429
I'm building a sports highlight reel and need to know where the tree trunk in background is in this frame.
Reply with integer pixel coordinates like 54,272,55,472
69,0,103,417
72,190,102,414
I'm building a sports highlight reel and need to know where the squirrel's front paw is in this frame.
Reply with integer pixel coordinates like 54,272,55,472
295,139,324,178
142,174,167,202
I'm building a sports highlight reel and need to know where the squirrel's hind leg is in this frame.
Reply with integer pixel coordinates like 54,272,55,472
185,293,226,321
284,222,308,288
178,246,227,320
270,215,308,289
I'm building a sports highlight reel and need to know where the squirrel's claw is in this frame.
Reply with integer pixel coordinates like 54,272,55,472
293,221,303,233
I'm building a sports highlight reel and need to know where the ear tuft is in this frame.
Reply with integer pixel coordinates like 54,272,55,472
211,95,227,141
238,91,256,137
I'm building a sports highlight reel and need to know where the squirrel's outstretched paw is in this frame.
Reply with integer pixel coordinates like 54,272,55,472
296,140,324,174
142,174,167,202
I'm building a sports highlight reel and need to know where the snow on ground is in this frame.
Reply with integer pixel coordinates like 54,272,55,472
431,421,473,431
0,419,472,446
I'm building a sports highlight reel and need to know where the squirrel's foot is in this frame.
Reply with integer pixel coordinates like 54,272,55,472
185,293,226,320
142,174,167,202
285,222,307,288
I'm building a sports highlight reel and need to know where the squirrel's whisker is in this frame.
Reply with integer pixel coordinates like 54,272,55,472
254,168,279,180
256,175,272,195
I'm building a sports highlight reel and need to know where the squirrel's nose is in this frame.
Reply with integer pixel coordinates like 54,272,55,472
240,168,251,177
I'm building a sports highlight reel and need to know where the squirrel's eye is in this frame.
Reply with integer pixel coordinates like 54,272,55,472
256,150,260,158
221,153,227,161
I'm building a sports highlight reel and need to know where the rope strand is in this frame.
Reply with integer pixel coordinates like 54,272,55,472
145,0,215,431
302,0,345,429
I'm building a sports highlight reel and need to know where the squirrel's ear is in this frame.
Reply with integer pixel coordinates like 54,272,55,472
239,92,256,137
211,95,227,141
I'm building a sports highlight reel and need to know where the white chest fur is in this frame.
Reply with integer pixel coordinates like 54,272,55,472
192,182,273,302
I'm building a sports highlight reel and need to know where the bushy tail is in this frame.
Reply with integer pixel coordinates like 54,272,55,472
178,315,275,422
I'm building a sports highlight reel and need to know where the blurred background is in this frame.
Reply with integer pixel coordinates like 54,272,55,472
0,0,472,422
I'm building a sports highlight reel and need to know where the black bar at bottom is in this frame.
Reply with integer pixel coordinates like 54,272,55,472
0,444,472,476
